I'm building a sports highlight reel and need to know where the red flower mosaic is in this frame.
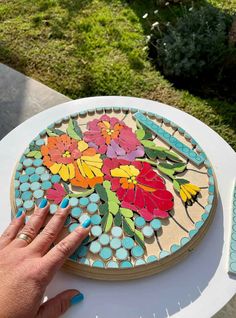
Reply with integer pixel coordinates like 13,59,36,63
102,158,174,221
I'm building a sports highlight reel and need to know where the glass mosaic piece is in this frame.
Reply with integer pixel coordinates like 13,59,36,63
99,234,110,246
120,261,133,268
107,261,119,268
91,225,102,237
122,237,134,250
69,223,80,233
116,248,129,261
110,238,122,250
71,207,82,218
131,246,144,258
89,241,102,254
99,247,112,260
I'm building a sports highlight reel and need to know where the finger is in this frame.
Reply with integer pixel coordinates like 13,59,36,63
0,210,25,249
36,290,84,318
13,199,49,248
43,219,91,274
30,198,71,255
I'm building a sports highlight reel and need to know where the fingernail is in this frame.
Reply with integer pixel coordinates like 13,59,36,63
60,198,69,209
82,218,91,228
16,210,23,218
70,293,84,305
39,198,47,208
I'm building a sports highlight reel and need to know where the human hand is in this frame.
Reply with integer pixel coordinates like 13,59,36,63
0,198,91,318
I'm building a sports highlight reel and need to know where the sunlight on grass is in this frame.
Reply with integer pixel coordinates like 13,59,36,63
0,0,235,150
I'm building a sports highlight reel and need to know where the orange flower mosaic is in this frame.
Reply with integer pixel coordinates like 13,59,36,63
41,135,103,187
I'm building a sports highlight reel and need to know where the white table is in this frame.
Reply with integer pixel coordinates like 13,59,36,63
0,96,235,318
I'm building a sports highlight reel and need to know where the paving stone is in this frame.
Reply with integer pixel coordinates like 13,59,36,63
0,63,71,140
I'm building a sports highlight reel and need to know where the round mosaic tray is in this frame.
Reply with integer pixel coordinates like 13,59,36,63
11,107,217,280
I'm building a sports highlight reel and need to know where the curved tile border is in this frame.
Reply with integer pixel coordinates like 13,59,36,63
13,106,217,268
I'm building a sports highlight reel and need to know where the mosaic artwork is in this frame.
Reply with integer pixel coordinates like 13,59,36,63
12,107,217,279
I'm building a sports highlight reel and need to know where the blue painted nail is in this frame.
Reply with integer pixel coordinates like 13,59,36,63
16,210,23,218
82,218,91,228
70,293,84,305
39,198,47,208
60,198,69,208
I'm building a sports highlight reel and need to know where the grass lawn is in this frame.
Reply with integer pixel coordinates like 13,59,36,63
0,0,235,150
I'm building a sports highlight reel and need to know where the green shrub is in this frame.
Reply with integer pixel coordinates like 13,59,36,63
150,5,234,79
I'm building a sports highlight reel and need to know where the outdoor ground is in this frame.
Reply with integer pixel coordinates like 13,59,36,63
0,0,235,152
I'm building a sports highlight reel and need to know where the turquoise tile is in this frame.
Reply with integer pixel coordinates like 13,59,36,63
92,260,105,268
189,229,198,238
209,185,215,194
159,250,170,259
146,255,158,263
195,221,204,229
180,237,190,246
202,213,209,221
170,244,180,253
205,204,212,213
120,261,133,268
134,112,204,166
107,261,119,268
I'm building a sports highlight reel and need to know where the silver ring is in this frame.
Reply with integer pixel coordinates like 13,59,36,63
17,233,32,244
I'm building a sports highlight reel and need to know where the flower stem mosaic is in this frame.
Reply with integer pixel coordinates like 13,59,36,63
12,108,216,279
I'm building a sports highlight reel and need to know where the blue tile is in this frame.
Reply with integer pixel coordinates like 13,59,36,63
134,112,204,166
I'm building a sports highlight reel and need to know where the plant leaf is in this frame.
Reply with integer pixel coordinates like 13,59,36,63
164,150,182,162
95,184,108,202
35,152,42,159
144,147,160,160
107,189,120,203
157,163,175,178
26,150,42,158
66,118,81,140
108,201,119,215
141,140,157,149
157,162,186,178
135,229,144,241
101,212,109,230
46,129,58,137
134,234,145,250
123,218,134,236
68,188,94,197
136,121,152,139
51,128,65,136
72,119,83,138
99,203,109,215
134,230,146,249
142,139,182,162
114,211,122,226
135,128,146,140
175,178,189,185
125,217,135,231
144,130,152,140
105,213,113,232
29,144,41,151
173,179,180,192
103,180,111,189
120,208,133,218
171,162,187,173
61,181,70,194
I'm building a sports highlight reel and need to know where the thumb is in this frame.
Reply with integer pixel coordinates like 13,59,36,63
37,289,84,318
